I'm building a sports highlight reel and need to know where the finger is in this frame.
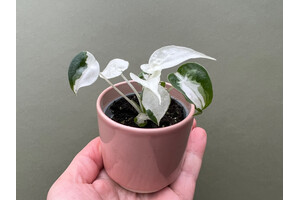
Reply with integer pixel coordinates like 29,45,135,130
60,137,103,184
192,118,197,129
170,127,207,200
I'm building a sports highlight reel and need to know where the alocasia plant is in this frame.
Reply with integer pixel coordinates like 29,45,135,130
68,45,215,127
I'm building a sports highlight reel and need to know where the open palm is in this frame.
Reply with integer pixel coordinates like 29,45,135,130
47,120,207,200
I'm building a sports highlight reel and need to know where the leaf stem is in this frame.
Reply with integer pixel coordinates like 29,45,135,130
121,74,143,111
99,73,142,114
167,86,174,92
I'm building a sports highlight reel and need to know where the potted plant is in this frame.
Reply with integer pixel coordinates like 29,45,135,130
68,45,215,193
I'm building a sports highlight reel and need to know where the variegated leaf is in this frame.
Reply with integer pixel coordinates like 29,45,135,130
142,85,170,125
130,70,162,103
168,63,213,112
68,51,100,94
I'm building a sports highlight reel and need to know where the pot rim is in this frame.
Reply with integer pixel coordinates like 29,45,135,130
96,81,195,134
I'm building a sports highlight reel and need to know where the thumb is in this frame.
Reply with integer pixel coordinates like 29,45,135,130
59,137,103,184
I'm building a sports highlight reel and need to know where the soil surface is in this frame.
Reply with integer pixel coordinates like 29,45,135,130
105,94,186,128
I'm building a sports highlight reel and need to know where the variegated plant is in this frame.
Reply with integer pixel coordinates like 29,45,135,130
68,45,215,127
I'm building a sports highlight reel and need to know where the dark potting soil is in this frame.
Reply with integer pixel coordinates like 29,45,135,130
105,94,186,128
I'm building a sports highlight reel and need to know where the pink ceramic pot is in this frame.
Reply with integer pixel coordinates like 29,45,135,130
96,81,195,193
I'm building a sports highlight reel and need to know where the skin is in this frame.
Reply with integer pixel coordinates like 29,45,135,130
47,120,207,200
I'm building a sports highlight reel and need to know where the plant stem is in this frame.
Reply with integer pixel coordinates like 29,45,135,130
99,73,142,114
168,86,174,92
121,73,143,111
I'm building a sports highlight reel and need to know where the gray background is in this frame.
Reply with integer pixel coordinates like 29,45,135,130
17,0,282,199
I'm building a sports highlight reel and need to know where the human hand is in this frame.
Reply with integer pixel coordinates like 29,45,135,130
47,120,207,200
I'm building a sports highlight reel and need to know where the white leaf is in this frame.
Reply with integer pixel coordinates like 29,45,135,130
101,58,129,79
140,64,151,74
130,70,162,103
142,85,170,125
174,72,205,109
135,113,149,125
73,51,100,94
141,45,216,74
139,69,150,80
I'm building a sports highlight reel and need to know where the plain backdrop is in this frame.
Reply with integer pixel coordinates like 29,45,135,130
17,0,282,199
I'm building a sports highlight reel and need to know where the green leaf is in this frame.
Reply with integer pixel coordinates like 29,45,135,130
168,63,213,111
146,109,158,125
68,51,100,94
68,52,87,93
193,108,203,116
